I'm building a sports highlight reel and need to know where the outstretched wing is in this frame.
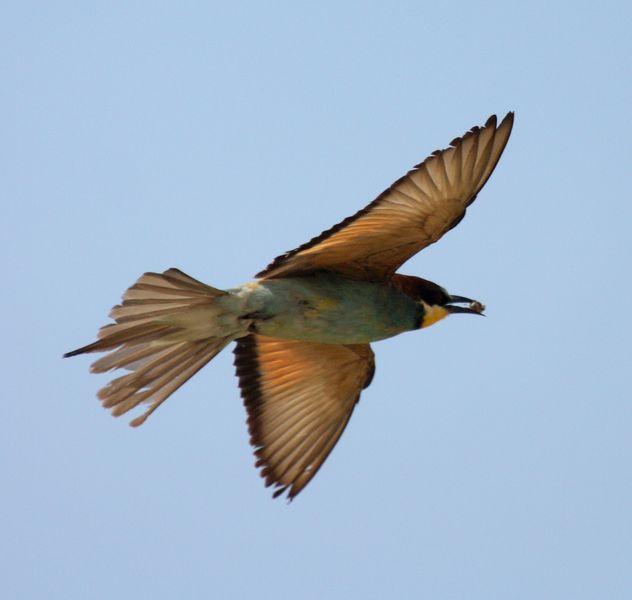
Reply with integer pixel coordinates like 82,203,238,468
257,112,514,281
233,335,375,500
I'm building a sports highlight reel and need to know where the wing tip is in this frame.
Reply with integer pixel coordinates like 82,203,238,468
448,110,514,149
487,111,515,128
500,110,515,132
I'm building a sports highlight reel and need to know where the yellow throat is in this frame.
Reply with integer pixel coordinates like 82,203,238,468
420,302,449,328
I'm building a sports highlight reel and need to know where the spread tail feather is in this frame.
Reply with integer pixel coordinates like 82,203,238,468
65,268,232,426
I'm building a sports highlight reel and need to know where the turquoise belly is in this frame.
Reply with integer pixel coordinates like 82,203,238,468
230,275,421,344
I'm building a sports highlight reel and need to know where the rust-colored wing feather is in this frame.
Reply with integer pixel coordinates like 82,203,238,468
234,335,375,500
257,112,514,281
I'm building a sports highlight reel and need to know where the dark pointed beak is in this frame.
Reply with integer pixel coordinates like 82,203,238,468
446,295,485,316
448,295,475,304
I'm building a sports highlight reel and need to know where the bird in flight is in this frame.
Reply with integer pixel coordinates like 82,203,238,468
66,112,514,499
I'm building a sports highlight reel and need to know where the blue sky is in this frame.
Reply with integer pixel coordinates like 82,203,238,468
3,2,631,599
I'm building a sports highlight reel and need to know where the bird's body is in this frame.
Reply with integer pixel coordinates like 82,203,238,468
225,275,423,344
66,112,514,499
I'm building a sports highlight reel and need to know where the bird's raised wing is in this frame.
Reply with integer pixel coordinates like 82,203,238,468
257,112,514,281
233,335,375,500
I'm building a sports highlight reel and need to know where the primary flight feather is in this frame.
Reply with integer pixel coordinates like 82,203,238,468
66,112,514,499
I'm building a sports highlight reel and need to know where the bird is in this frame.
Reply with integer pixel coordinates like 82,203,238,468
65,112,514,499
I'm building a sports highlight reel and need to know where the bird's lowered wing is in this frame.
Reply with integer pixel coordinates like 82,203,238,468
233,335,375,500
257,112,514,281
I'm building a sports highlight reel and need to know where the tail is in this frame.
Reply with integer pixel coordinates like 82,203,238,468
65,268,233,427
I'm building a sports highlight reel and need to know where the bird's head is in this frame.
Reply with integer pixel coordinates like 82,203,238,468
390,274,485,329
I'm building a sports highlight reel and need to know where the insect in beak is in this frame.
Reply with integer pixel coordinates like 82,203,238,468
446,295,485,315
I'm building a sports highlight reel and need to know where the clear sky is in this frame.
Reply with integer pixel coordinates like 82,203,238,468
3,2,631,599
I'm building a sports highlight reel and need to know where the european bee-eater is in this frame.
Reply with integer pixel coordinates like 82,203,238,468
66,112,514,499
